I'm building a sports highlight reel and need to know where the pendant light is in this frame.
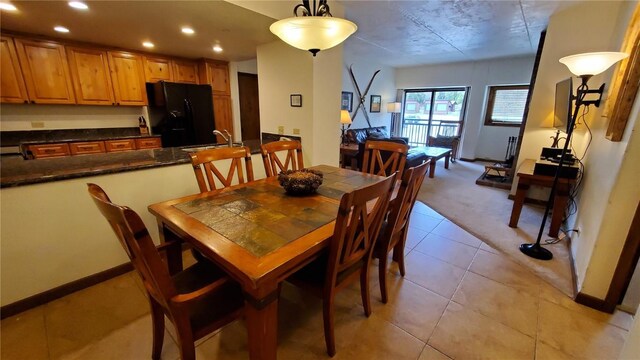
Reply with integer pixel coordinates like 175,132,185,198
269,0,357,56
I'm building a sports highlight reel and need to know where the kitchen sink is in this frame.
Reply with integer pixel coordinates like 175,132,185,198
180,142,244,152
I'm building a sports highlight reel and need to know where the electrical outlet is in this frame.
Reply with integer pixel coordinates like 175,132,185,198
277,126,284,135
31,121,45,128
293,128,300,135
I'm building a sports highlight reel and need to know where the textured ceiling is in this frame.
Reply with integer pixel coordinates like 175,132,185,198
342,0,579,67
0,0,579,67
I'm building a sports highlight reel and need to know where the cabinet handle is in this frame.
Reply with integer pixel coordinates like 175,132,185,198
23,100,28,104
31,100,36,104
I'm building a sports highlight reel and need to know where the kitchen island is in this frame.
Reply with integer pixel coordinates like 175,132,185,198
0,140,266,315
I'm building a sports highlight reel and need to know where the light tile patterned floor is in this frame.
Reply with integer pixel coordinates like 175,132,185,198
1,202,634,360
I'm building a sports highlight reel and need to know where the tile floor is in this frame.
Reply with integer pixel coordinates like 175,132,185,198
1,202,634,360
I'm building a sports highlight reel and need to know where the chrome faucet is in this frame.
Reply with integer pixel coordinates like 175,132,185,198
213,130,233,147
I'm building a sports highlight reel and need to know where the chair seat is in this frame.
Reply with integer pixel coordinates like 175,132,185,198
173,261,244,334
289,253,364,293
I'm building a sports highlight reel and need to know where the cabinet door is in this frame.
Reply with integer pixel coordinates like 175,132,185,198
213,95,233,136
143,56,173,82
199,61,230,95
135,137,162,149
69,141,106,155
29,143,71,159
108,51,147,106
1,36,29,103
172,60,199,84
14,38,76,104
67,47,115,105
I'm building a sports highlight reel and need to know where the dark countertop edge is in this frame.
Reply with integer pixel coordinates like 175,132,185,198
0,157,192,189
0,142,263,189
20,134,161,146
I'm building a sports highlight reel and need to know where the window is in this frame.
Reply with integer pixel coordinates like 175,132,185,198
401,87,469,147
484,85,529,126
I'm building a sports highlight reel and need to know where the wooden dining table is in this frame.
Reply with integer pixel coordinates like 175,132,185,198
148,165,388,360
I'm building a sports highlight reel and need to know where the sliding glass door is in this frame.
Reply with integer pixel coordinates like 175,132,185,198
401,87,468,147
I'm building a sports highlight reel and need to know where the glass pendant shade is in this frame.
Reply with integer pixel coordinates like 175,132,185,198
340,110,352,124
559,52,629,76
270,17,357,55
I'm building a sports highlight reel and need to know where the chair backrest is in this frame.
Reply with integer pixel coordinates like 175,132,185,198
326,173,396,288
190,146,254,192
260,140,304,177
87,183,177,311
380,161,430,253
361,140,408,179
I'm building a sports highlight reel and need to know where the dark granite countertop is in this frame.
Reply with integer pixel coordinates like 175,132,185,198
1,128,156,147
0,139,262,188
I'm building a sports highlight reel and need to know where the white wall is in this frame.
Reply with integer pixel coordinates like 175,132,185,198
517,0,640,299
0,104,144,131
0,155,267,306
341,52,396,130
229,59,258,141
395,56,534,160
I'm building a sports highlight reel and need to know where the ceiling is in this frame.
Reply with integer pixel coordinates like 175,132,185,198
0,0,579,67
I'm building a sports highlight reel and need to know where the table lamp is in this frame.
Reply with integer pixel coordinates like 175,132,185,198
520,51,628,261
340,110,352,145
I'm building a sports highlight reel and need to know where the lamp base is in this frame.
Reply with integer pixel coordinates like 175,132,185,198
519,243,553,260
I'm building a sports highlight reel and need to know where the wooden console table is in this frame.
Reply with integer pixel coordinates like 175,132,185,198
509,159,576,237
339,143,359,170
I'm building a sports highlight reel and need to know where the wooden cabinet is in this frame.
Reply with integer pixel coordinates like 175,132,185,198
67,47,115,105
69,141,106,155
213,95,233,136
135,137,162,149
143,56,173,82
108,51,147,106
1,36,29,103
29,143,71,159
14,38,75,104
172,60,199,84
105,139,136,152
199,60,230,95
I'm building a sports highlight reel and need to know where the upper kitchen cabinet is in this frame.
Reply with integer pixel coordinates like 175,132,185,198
172,59,199,84
67,47,115,105
0,36,29,103
143,56,174,82
198,60,230,95
107,51,147,106
14,38,76,104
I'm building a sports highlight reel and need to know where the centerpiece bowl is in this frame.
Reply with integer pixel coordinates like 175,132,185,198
278,169,323,195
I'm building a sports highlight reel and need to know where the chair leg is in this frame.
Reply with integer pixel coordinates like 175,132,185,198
378,254,389,304
360,266,372,317
174,317,196,360
322,296,336,357
150,299,165,360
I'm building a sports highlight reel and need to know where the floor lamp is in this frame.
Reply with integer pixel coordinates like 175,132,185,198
520,52,628,261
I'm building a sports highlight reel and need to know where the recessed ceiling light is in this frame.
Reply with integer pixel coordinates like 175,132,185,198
181,27,195,35
68,1,88,10
0,2,17,11
142,41,154,48
54,26,70,33
212,45,223,53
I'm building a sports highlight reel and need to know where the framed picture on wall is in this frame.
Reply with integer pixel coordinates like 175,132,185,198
290,94,302,107
341,91,353,112
370,95,381,113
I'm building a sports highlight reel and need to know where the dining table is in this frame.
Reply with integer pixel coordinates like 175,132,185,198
148,165,389,360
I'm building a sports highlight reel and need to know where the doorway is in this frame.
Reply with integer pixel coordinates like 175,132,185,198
238,72,260,141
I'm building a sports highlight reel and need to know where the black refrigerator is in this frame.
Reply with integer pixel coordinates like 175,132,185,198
148,81,216,147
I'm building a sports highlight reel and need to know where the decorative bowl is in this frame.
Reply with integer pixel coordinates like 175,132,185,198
278,169,323,195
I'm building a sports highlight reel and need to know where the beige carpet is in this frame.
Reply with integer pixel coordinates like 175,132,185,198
417,160,574,296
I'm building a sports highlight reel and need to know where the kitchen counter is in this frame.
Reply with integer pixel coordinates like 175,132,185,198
0,139,262,188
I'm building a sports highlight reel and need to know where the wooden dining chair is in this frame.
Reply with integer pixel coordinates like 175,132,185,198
374,160,429,304
361,140,409,180
189,146,254,192
260,140,304,177
286,173,396,357
87,184,244,360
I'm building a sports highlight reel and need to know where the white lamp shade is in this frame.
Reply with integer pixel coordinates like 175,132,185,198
340,110,352,124
559,52,629,76
270,17,357,53
386,102,402,113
